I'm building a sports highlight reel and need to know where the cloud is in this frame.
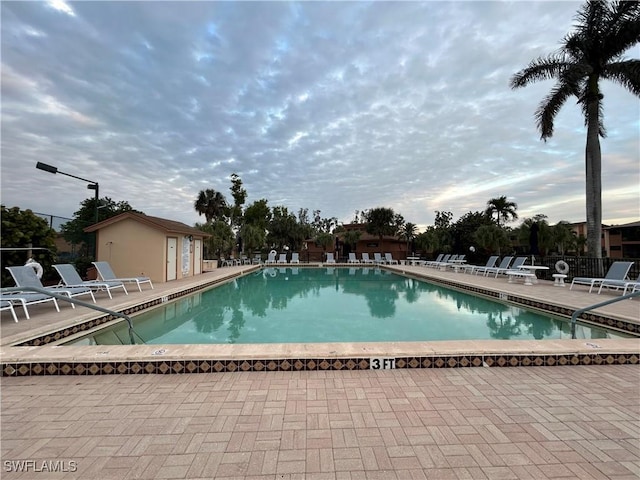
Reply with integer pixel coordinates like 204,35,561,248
1,1,638,229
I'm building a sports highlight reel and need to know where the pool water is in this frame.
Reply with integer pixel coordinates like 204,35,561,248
71,267,621,345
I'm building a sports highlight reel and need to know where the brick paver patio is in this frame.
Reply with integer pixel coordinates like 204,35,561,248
1,365,639,479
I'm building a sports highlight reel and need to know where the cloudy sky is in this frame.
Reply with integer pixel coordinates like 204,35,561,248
1,1,638,230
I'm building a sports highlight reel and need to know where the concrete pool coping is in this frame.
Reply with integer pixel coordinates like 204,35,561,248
1,264,638,375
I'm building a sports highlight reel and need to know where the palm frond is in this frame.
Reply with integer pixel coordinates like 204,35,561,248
602,59,640,95
534,83,574,140
510,54,571,89
602,3,640,59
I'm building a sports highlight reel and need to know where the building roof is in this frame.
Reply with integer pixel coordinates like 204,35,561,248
604,220,640,229
85,212,211,237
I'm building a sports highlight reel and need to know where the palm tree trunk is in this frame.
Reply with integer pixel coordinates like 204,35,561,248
585,95,602,259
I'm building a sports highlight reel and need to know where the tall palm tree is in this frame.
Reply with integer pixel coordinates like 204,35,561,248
510,0,640,258
485,196,518,227
400,222,417,256
194,189,228,224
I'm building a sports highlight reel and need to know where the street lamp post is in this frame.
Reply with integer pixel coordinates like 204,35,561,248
36,162,100,258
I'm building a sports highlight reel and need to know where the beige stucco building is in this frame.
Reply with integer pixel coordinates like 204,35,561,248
85,212,210,283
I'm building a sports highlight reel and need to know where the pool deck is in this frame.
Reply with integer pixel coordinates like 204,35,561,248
0,365,637,479
1,265,639,479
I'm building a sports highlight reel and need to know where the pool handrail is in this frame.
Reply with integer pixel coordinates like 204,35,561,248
1,285,138,344
570,290,640,338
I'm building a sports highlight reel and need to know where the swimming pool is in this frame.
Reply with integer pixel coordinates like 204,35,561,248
68,267,623,345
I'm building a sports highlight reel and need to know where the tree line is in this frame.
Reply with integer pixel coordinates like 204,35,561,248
191,176,586,259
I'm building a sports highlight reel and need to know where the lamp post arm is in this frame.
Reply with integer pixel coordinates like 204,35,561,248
57,170,98,185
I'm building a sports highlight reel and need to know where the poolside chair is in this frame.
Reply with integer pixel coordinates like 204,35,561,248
476,256,513,276
53,264,128,299
92,262,153,292
426,254,451,268
361,253,374,264
597,273,640,295
277,253,288,264
348,253,360,264
0,292,60,320
438,254,461,269
373,253,386,264
0,299,19,322
252,254,262,265
6,265,96,306
570,261,634,293
290,253,300,264
493,256,528,278
325,252,336,264
424,253,444,266
462,255,499,274
384,253,398,265
265,251,277,265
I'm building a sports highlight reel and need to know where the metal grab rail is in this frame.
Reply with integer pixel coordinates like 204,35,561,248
1,286,138,344
571,290,640,339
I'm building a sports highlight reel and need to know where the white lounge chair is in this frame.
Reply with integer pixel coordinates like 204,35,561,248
325,252,336,264
226,256,241,266
291,253,300,264
597,273,640,295
570,261,634,293
6,265,96,306
424,254,444,266
0,299,19,322
361,253,374,264
462,255,498,274
1,292,60,320
476,256,513,276
493,256,528,278
265,251,277,264
373,253,386,264
92,261,153,292
384,253,398,265
53,264,128,299
277,253,288,264
426,254,451,268
348,253,360,264
439,254,462,269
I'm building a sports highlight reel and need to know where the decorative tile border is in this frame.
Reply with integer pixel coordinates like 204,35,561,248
2,352,638,376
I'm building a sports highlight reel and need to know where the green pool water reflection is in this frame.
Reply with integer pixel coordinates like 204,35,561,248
70,267,623,345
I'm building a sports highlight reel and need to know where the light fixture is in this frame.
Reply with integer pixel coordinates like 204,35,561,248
36,162,100,258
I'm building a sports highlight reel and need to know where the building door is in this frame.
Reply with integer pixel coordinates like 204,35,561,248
167,237,177,281
194,239,202,274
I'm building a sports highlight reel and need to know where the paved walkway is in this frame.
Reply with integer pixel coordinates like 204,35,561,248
2,365,639,479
